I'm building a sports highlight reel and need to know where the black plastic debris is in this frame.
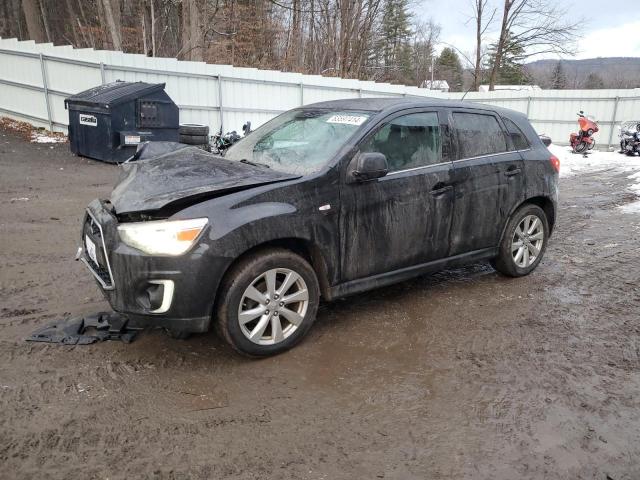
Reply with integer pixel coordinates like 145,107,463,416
26,312,139,345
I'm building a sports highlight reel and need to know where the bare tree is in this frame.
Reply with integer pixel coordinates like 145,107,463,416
488,0,580,90
180,0,203,61
102,0,122,50
21,0,47,43
411,19,440,87
468,0,496,91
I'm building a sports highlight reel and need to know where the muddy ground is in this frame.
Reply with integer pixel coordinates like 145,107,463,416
1,128,639,480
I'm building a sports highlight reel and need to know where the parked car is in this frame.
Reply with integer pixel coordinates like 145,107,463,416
79,98,559,357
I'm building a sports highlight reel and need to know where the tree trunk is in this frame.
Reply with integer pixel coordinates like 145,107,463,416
150,0,156,56
102,0,122,50
21,0,47,43
64,0,82,46
75,0,93,48
181,0,201,61
141,7,147,55
473,0,482,91
13,0,25,39
38,0,52,42
488,0,510,91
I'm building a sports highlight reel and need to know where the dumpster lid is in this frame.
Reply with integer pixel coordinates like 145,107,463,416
65,81,166,108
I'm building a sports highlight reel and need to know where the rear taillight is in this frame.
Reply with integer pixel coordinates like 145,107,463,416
549,155,560,173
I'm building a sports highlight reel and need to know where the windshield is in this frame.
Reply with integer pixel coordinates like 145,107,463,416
224,109,371,175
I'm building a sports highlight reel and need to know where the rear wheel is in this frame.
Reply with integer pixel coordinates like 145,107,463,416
491,204,549,277
215,248,320,357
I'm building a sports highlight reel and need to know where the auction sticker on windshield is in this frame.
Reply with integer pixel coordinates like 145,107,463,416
326,115,368,126
85,235,98,264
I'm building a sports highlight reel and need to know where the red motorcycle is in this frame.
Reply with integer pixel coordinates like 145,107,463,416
569,111,599,154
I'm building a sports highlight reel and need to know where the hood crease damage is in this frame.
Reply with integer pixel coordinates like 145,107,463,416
109,145,299,216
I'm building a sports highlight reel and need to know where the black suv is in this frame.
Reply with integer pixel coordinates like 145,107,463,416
80,98,559,356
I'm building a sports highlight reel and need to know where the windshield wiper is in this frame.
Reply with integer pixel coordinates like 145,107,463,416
239,158,270,168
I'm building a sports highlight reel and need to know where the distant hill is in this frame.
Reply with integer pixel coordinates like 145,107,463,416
525,57,640,89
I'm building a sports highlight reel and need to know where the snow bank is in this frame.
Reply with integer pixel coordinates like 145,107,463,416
549,144,640,178
548,144,640,214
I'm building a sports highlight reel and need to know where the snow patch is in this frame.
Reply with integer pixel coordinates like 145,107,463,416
30,131,66,143
549,144,640,178
547,144,640,214
620,201,640,214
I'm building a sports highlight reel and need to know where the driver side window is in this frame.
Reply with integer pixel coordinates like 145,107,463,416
360,112,442,172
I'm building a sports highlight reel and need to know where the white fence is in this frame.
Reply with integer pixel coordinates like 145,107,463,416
1,37,639,147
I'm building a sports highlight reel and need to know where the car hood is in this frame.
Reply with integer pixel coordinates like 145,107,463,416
110,146,299,215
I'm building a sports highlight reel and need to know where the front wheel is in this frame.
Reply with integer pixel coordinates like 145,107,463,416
573,141,588,154
215,248,320,357
491,204,549,277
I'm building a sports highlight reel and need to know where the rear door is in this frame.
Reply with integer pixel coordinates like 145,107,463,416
339,108,455,281
448,109,525,256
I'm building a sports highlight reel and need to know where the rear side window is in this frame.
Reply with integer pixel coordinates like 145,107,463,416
361,112,442,172
503,117,530,150
452,112,507,159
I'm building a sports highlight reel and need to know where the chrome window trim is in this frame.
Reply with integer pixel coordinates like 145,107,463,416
81,209,116,291
452,148,531,163
384,161,451,176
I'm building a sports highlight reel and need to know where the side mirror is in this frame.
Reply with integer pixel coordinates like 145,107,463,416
539,135,552,147
348,152,388,183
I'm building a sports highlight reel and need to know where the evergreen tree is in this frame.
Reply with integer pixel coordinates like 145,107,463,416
485,32,529,85
550,61,567,89
378,0,413,83
436,47,463,91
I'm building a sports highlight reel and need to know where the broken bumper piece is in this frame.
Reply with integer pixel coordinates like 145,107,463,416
26,312,139,345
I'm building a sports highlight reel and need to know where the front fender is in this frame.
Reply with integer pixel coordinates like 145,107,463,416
175,177,341,286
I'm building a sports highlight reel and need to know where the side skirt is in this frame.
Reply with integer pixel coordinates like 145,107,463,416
327,247,497,300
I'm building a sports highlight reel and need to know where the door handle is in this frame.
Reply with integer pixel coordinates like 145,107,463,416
430,184,453,196
504,167,522,177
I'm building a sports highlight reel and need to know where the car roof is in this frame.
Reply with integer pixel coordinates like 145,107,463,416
304,96,527,120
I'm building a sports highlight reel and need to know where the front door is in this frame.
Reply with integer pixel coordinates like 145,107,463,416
448,109,526,256
339,109,455,282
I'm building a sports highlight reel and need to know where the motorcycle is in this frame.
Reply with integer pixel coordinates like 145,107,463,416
621,122,640,156
569,111,599,154
212,121,252,154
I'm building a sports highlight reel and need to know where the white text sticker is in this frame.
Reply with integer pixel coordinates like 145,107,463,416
79,114,97,127
326,115,368,126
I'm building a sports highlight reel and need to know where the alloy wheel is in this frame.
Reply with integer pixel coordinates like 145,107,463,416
511,214,544,268
238,268,309,345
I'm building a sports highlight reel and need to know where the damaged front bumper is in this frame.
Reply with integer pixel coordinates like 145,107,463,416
77,199,230,334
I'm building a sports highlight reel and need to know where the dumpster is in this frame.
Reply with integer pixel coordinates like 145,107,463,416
65,81,179,163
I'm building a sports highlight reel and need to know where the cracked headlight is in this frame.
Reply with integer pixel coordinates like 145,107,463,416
117,218,208,256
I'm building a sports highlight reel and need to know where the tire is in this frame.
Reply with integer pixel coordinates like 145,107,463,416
180,134,209,145
588,139,595,150
491,204,549,277
620,139,629,153
573,141,588,154
179,123,209,136
215,248,320,357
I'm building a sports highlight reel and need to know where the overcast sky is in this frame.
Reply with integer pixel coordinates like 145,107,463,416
412,0,640,63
